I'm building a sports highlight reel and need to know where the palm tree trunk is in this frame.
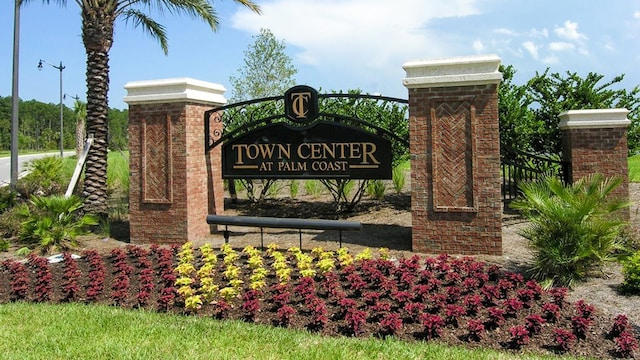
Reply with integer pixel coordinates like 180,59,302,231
81,14,113,217
75,117,85,157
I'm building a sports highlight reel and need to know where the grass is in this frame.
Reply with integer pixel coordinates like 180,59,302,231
628,154,640,182
60,151,130,193
0,302,578,360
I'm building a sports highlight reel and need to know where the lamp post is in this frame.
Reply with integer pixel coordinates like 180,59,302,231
10,0,20,188
38,59,65,158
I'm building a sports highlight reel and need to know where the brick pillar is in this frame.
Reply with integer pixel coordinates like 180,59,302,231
124,78,226,244
403,55,503,255
560,109,630,219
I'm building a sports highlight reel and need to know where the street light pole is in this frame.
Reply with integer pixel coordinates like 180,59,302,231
38,59,65,158
10,0,20,188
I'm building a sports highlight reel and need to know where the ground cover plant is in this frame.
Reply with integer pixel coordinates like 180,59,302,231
0,244,637,359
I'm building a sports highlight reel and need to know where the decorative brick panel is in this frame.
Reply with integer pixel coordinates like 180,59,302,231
431,99,476,212
404,55,503,256
141,114,172,203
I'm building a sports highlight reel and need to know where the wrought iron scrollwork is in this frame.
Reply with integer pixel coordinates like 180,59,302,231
204,89,409,157
501,144,570,201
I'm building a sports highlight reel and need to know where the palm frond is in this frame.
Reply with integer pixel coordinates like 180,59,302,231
122,9,169,53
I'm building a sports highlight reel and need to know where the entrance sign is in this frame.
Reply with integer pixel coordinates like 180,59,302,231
222,121,392,179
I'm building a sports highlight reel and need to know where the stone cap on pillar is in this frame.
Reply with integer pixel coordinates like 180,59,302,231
559,109,630,130
123,77,227,106
402,54,502,88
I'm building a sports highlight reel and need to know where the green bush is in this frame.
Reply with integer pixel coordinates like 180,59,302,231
304,180,323,198
0,206,22,239
392,166,406,194
16,156,65,198
289,180,299,199
621,251,640,295
510,174,630,288
366,180,386,200
16,194,99,254
0,239,9,252
0,187,17,214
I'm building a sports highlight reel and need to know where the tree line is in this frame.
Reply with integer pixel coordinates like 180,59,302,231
499,65,640,157
0,96,128,153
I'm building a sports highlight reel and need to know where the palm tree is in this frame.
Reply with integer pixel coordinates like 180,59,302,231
21,0,261,217
72,99,86,157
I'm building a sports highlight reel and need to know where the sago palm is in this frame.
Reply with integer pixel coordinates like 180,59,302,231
510,174,630,288
17,195,99,254
21,0,261,217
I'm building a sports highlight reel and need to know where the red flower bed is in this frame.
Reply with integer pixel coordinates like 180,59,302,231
0,244,638,359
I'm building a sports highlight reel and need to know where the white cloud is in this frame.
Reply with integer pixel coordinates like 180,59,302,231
230,0,481,72
549,42,575,51
522,41,539,59
542,55,559,65
472,39,485,52
527,28,549,38
494,28,517,36
634,11,640,19
554,20,587,42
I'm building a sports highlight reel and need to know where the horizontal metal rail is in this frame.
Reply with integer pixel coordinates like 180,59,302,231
206,215,361,248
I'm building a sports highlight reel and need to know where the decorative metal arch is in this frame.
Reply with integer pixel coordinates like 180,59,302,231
204,88,409,153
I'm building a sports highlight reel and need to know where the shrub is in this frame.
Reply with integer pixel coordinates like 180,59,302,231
378,312,403,337
392,165,406,194
510,174,630,288
303,180,323,198
620,250,640,294
307,297,328,330
553,328,577,352
27,254,52,302
524,314,546,335
0,239,9,252
420,313,445,340
366,180,386,200
509,325,530,348
467,319,485,341
276,305,296,326
83,250,106,302
0,187,17,214
609,314,630,338
16,156,65,198
3,259,29,301
542,302,561,322
613,332,639,358
0,206,24,239
289,180,299,199
62,253,82,301
16,195,99,254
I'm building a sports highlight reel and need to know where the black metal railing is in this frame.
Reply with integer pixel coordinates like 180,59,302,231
501,145,570,202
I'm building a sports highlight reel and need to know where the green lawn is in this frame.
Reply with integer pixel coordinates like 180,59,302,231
628,154,640,182
0,302,580,360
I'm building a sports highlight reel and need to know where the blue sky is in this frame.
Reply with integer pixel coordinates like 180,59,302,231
1,0,639,110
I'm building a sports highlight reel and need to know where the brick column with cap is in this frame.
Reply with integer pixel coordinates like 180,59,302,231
403,55,503,255
560,109,630,219
124,78,226,244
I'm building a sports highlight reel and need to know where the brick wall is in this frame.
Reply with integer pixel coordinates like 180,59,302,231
129,101,224,244
409,84,502,255
562,126,629,219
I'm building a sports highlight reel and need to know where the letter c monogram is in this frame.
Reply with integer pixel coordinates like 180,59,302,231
290,92,311,119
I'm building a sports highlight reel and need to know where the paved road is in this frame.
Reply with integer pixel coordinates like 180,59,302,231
0,152,74,186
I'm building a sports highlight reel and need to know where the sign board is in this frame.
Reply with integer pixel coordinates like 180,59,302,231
222,121,392,179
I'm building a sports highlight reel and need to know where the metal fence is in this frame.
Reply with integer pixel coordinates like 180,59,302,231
501,145,570,202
